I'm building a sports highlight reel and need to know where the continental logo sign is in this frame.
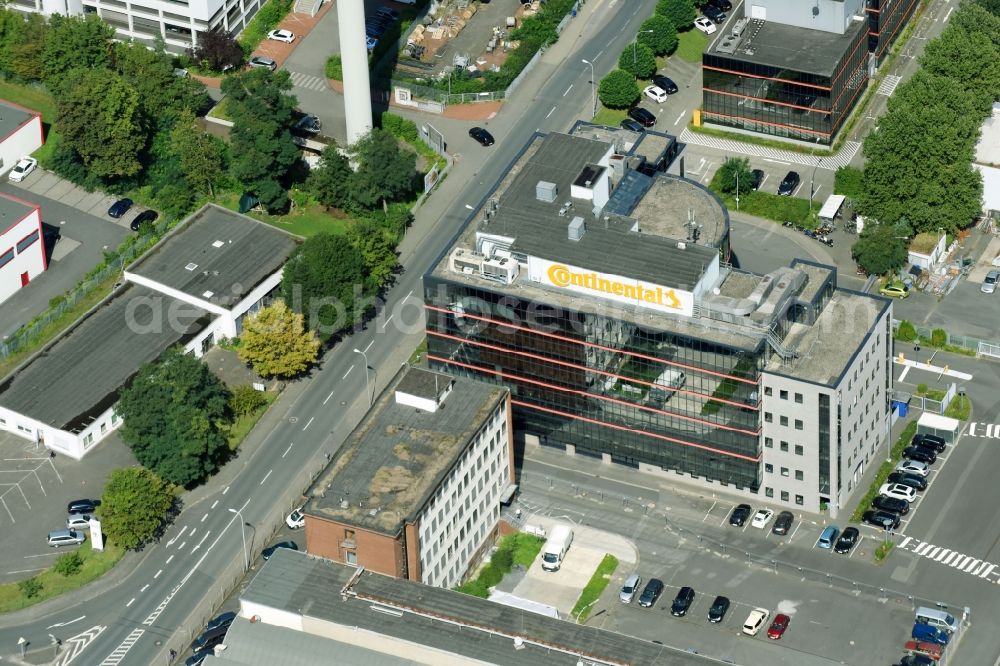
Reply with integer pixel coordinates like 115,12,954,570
532,258,693,317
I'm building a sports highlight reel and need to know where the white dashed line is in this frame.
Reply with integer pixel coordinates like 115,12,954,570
303,417,314,431
260,469,272,485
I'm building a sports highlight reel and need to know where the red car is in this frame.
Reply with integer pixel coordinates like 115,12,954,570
767,614,790,639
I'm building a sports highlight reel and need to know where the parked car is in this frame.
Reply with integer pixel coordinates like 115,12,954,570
694,16,717,34
130,209,158,231
729,503,752,527
880,483,918,502
863,509,901,530
186,648,214,666
771,511,794,535
742,607,770,636
469,127,495,146
108,198,134,218
751,508,773,529
286,507,305,529
66,514,93,530
627,107,656,127
294,115,322,134
206,611,237,631
777,171,800,196
888,471,928,490
702,4,726,23
47,529,85,547
375,6,399,20
8,157,37,182
366,36,378,50
750,168,765,191
261,541,298,561
68,499,98,514
873,495,909,515
620,118,645,132
248,56,277,70
983,270,999,294
638,578,664,608
817,525,839,549
767,613,790,639
903,446,936,464
911,623,950,646
708,0,732,10
267,29,295,43
619,573,642,603
190,622,230,651
911,433,946,453
895,656,935,666
834,526,860,554
707,595,730,623
880,283,910,299
643,85,669,104
670,586,695,617
895,459,929,477
652,75,678,94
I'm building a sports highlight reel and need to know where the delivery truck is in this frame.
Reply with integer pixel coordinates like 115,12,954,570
541,524,574,571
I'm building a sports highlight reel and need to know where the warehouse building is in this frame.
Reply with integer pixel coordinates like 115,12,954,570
302,366,513,588
424,131,892,516
0,193,44,308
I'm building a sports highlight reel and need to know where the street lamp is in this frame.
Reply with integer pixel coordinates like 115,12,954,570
228,507,248,572
353,348,372,406
633,30,654,65
809,136,823,213
581,59,596,119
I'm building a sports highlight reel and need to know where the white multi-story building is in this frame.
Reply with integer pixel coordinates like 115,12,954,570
303,366,515,588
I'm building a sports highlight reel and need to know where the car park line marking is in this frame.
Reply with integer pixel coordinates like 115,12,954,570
343,366,354,379
703,501,716,521
303,417,314,431
563,84,573,96
154,569,162,579
849,535,862,558
788,520,802,541
674,112,685,126
898,366,911,382
166,526,187,546
324,390,335,405
759,174,769,188
260,469,272,485
546,106,556,119
944,6,954,21
125,598,135,607
282,443,293,458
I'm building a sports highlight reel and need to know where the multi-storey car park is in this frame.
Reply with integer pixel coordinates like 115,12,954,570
424,129,893,517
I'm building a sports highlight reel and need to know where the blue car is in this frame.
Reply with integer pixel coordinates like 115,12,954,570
366,36,378,50
817,525,839,549
912,622,950,645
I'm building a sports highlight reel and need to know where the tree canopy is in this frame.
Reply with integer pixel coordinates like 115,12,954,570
639,15,678,57
348,220,399,289
170,109,225,196
308,142,354,210
716,157,754,195
348,129,417,210
189,31,244,73
618,42,657,80
598,69,641,109
238,301,321,378
851,223,911,276
655,0,696,30
98,467,175,551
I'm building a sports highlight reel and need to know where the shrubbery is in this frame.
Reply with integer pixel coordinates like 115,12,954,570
238,0,295,55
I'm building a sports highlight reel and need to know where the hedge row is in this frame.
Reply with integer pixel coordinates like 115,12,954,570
849,420,918,523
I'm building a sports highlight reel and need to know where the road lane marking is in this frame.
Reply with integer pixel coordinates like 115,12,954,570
323,390,335,405
140,584,149,592
165,555,174,564
192,530,210,553
154,569,162,579
7,566,49,574
563,84,573,96
166,525,187,547
546,106,556,119
303,417,314,431
382,314,394,328
913,542,931,555
934,548,951,562
223,486,230,495
363,340,373,353
100,627,143,665
595,49,604,60
282,443,293,458
941,551,959,565
125,598,135,607
899,536,912,549
260,469,273,485
674,112,684,126
201,513,208,522
211,500,219,509
47,615,85,629
343,366,354,379
179,542,186,549
978,563,996,578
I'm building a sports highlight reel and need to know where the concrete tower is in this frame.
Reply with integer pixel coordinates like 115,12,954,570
336,0,374,145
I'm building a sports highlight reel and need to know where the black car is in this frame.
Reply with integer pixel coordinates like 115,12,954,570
834,526,860,554
190,623,229,651
185,647,214,666
771,510,794,535
130,209,158,231
708,0,732,10
777,171,800,196
620,118,645,132
729,503,752,526
872,495,910,515
469,127,495,146
375,6,399,20
911,433,946,453
67,499,97,514
294,115,322,134
895,655,935,666
750,168,765,191
206,611,236,631
887,471,928,491
261,541,298,561
652,74,678,94
903,446,936,464
862,509,901,530
670,586,695,616
702,4,726,23
707,595,730,623
627,107,657,127
108,198,134,218
638,578,664,608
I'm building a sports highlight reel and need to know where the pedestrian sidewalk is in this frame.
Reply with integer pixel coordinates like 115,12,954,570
967,235,1000,282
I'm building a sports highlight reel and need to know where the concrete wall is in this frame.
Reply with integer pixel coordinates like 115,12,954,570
0,205,45,306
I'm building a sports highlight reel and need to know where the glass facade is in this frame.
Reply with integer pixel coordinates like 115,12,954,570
424,279,765,489
702,25,869,144
867,0,920,62
817,393,830,497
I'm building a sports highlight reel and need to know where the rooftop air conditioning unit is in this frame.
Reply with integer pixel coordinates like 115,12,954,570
482,257,519,284
449,247,484,275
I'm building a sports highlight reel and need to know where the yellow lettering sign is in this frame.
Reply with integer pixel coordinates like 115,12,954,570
546,264,684,311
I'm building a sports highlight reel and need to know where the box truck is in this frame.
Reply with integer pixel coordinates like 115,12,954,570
541,524,574,571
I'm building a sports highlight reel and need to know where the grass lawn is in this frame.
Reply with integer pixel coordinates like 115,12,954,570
252,204,352,238
409,338,427,365
0,541,124,613
455,532,545,598
676,30,708,63
571,553,619,621
0,80,61,163
226,391,279,451
593,107,628,127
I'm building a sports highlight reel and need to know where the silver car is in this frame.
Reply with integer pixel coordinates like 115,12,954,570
619,574,642,603
66,514,93,530
983,270,999,294
894,459,929,477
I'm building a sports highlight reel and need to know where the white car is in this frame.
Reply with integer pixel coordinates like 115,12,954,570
267,29,295,43
750,508,773,529
643,85,669,104
879,483,917,502
895,459,929,477
742,607,770,636
66,514,93,530
983,270,999,294
8,157,37,182
694,17,717,34
285,507,305,529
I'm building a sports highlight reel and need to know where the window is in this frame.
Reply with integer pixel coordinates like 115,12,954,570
780,390,788,400
345,529,355,540
15,230,39,253
779,415,788,426
0,248,14,269
346,550,357,565
764,412,773,423
780,441,788,452
781,491,789,501
765,437,773,448
794,419,803,430
795,445,803,456
764,387,772,396
795,495,804,506
795,470,803,480
780,467,789,477
794,393,803,404
765,463,773,473
765,487,774,497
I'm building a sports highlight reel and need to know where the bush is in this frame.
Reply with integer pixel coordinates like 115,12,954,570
874,542,894,562
834,166,864,198
53,551,84,577
491,547,514,571
916,383,928,395
655,0,696,29
639,15,678,56
895,320,917,341
238,0,295,55
18,577,42,599
325,55,343,81
598,69,640,109
380,112,420,143
478,562,503,588
229,384,268,418
930,329,947,347
945,395,971,420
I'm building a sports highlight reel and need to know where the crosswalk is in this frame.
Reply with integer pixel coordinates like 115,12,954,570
898,535,1000,583
99,628,144,666
679,128,862,170
288,71,328,92
877,74,902,96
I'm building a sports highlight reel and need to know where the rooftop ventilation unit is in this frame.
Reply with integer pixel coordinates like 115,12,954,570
568,216,585,241
185,262,198,271
557,200,574,217
731,17,748,37
482,256,518,284
449,247,484,275
212,240,225,248
536,180,558,203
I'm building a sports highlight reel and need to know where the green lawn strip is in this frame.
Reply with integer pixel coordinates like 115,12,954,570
0,541,124,613
944,395,970,420
225,391,279,451
849,420,918,523
593,107,628,127
571,554,619,622
708,170,814,225
874,541,894,562
409,338,428,365
455,532,545,599
676,30,708,63
250,203,352,238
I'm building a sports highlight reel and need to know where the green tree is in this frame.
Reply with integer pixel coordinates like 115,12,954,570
919,12,1000,111
833,166,864,198
348,220,398,289
115,347,231,486
348,129,417,210
896,320,917,341
715,156,753,195
598,69,641,109
237,301,321,378
170,109,225,196
229,384,268,418
53,551,84,577
42,14,113,89
7,13,48,81
114,41,210,122
280,233,373,340
618,42,657,80
307,142,353,210
189,30,244,73
851,224,909,276
18,577,42,599
639,15,678,56
655,0,696,30
98,467,175,551
975,0,1000,17
222,69,299,212
55,68,146,179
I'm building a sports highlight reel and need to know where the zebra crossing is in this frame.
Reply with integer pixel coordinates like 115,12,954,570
99,628,144,666
288,71,329,92
898,535,1000,583
57,625,106,666
679,128,862,170
877,74,903,96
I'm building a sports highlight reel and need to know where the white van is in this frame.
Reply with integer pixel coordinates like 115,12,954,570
915,606,958,633
540,524,574,571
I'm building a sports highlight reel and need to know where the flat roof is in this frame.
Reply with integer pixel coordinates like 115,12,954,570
627,176,729,249
0,100,36,142
0,284,213,431
975,106,1000,164
304,367,506,535
126,205,298,307
242,550,718,666
710,18,866,77
0,192,37,233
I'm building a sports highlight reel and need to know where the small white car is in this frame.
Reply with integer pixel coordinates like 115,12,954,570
619,573,641,603
983,270,999,294
643,85,669,104
694,17,717,34
66,514,93,530
267,29,295,43
895,459,929,477
750,508,774,529
879,483,917,502
742,607,770,635
9,157,37,182
286,507,305,529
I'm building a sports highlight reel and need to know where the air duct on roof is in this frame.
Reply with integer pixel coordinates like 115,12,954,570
568,216,585,241
536,181,557,203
